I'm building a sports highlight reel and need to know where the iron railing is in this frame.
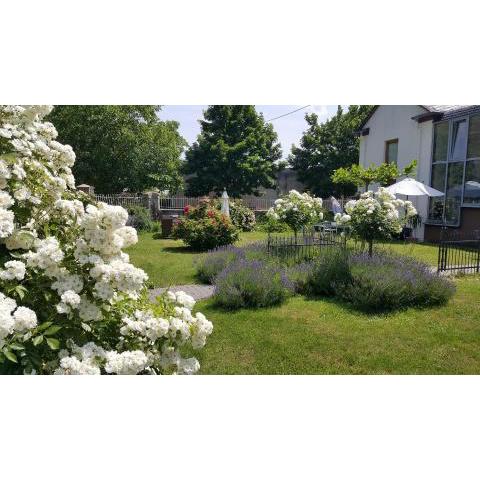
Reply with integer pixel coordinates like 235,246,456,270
266,232,343,264
437,230,480,273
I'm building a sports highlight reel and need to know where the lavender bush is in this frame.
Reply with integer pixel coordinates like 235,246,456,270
301,247,351,296
213,259,294,309
196,243,269,284
339,252,455,312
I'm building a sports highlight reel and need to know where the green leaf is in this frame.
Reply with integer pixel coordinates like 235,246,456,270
10,342,25,351
32,335,44,346
44,325,62,336
46,338,60,350
4,351,17,363
37,321,53,332
81,323,92,332
14,285,27,300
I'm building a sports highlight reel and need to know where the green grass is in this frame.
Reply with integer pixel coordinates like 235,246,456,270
128,232,480,374
126,231,268,287
376,240,439,266
191,276,480,374
128,232,439,287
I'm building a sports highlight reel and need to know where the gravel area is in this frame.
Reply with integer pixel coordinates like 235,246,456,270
149,284,215,301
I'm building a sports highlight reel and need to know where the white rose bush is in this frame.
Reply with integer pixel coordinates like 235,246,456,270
267,190,323,239
334,187,417,256
0,105,212,374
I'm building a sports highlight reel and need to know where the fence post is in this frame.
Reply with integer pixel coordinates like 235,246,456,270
476,244,480,273
150,192,161,219
142,192,153,217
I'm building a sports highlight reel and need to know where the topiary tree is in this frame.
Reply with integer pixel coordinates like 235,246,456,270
0,105,212,374
266,190,323,240
335,187,417,256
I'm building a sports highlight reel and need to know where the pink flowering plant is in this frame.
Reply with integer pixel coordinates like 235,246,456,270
0,106,212,374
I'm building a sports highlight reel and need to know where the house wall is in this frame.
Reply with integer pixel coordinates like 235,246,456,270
359,105,434,241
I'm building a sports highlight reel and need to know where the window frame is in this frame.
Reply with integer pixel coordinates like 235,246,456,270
426,114,480,227
384,138,399,165
463,114,480,207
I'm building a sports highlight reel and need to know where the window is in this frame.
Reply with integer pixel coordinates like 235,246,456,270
467,115,480,159
427,163,446,223
450,119,468,161
385,139,398,164
433,122,448,162
444,162,464,225
428,115,480,226
464,159,480,205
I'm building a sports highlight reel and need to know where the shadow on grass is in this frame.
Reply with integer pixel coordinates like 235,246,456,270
204,289,450,318
162,246,203,254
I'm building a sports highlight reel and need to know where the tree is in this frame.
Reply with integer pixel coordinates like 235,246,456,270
331,160,417,192
47,106,186,193
184,105,282,197
289,105,373,197
335,188,417,256
266,190,323,240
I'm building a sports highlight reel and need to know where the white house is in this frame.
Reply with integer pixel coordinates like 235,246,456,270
358,105,480,241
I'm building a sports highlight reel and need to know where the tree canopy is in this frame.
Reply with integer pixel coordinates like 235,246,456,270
288,105,373,197
332,160,418,192
47,105,186,194
184,105,282,197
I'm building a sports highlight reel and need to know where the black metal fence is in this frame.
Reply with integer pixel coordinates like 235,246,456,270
266,232,343,264
438,231,480,273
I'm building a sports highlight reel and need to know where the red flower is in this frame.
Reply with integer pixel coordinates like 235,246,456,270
183,205,191,215
207,210,214,218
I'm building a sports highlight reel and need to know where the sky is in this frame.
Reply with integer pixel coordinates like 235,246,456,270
159,105,344,159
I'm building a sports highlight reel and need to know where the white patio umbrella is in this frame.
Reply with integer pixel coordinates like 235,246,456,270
385,177,443,197
221,188,230,217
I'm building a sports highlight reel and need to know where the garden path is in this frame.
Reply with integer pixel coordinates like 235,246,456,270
150,284,215,301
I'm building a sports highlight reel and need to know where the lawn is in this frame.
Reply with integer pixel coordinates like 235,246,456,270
128,231,480,374
191,276,480,374
128,231,440,287
127,231,269,287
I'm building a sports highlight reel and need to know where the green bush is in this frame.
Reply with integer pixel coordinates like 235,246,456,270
300,248,351,296
172,200,239,250
213,259,294,309
338,252,455,312
127,205,154,231
196,243,268,284
256,214,289,233
229,200,256,231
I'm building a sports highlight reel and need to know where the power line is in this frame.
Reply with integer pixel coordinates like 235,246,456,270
266,105,311,122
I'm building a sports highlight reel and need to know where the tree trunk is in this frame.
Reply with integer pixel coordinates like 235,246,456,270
368,239,373,257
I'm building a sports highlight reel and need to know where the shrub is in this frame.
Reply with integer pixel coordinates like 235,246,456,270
285,261,316,294
257,214,290,233
213,259,294,309
196,245,245,283
267,190,324,237
196,243,268,284
338,252,455,312
127,205,154,231
335,188,417,256
0,105,212,375
228,200,256,231
302,248,351,296
172,200,239,250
